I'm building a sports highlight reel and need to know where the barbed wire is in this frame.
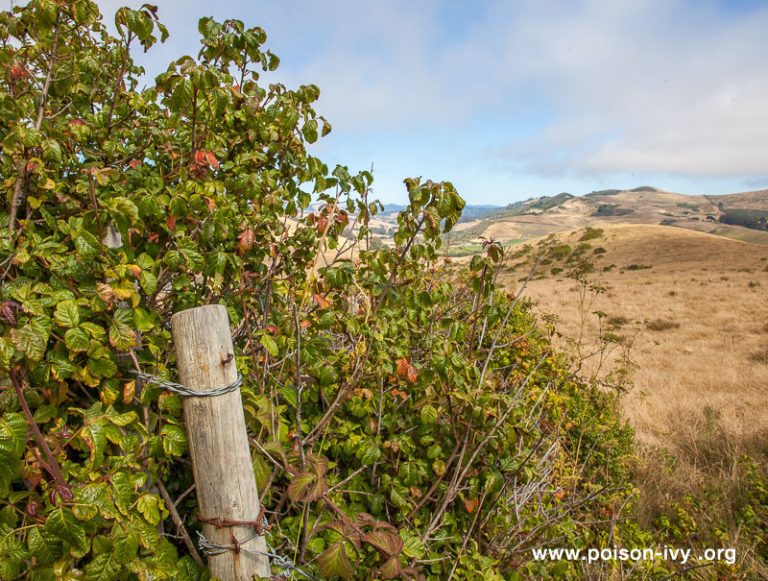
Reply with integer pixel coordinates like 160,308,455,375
133,371,242,398
134,371,312,577
196,530,318,580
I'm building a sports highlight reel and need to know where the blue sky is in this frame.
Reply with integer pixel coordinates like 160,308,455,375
52,2,768,203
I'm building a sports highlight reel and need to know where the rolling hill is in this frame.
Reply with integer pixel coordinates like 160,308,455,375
495,223,768,573
437,187,768,251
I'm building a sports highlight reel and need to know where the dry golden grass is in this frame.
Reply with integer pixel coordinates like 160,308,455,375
508,224,768,447
499,223,768,573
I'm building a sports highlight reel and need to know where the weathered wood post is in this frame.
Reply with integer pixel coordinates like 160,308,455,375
171,304,271,580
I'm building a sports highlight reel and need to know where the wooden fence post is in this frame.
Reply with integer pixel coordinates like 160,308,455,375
171,304,271,580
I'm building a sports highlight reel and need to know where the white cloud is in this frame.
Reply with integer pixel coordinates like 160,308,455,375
87,0,768,181
477,0,768,177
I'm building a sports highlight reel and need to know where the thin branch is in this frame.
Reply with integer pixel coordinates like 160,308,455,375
156,479,205,567
10,369,67,488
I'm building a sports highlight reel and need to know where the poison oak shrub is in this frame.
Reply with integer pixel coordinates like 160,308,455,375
0,2,656,579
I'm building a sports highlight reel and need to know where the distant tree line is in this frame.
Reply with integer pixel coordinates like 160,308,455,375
719,208,768,230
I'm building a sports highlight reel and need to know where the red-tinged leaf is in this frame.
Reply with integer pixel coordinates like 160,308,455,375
204,150,219,169
206,196,216,211
265,324,279,335
300,319,311,330
316,214,328,233
70,118,86,126
395,358,418,383
194,150,207,166
363,530,403,557
238,228,255,253
315,542,354,580
166,215,176,231
379,557,403,579
128,159,142,169
463,497,479,513
1,301,19,326
50,483,73,505
96,283,115,305
313,294,330,309
26,500,40,516
287,469,327,502
9,64,26,80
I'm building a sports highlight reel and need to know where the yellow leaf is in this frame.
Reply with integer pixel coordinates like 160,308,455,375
123,381,136,404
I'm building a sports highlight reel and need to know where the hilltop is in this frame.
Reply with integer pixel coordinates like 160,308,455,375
429,186,768,253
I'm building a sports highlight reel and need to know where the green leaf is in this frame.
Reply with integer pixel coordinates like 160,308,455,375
112,527,139,563
65,326,90,352
0,413,27,460
160,424,187,457
81,421,107,468
169,78,194,111
110,471,138,516
45,508,88,555
75,230,101,259
400,531,424,559
389,487,410,509
84,551,121,581
106,409,139,427
87,356,117,378
12,322,49,361
0,413,26,496
302,119,319,144
260,333,278,356
109,320,137,351
420,404,438,425
42,139,62,163
174,555,204,581
107,197,139,223
137,494,167,526
0,523,27,579
74,483,117,520
357,440,381,465
28,526,62,566
316,542,354,580
139,270,157,295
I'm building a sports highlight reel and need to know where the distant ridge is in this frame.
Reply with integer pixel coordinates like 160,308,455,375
438,186,768,248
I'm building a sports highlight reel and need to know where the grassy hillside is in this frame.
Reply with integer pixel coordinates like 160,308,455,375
496,224,768,576
441,187,768,247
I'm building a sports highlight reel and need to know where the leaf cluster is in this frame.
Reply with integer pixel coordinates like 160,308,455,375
0,2,654,579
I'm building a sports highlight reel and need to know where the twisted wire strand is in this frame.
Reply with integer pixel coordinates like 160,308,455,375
195,531,318,580
133,371,242,398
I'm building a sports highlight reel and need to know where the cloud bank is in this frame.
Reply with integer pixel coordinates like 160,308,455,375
80,0,768,196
